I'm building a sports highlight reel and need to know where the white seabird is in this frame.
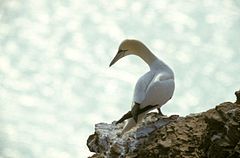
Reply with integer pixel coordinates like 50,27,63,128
109,39,175,135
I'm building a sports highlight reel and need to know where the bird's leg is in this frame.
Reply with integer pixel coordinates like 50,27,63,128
131,102,140,123
157,108,164,116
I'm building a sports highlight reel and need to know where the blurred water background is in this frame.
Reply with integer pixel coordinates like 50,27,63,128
0,0,240,157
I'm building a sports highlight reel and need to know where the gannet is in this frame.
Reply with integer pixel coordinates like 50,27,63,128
109,39,175,135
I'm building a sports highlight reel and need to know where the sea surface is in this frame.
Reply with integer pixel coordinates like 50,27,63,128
0,0,240,157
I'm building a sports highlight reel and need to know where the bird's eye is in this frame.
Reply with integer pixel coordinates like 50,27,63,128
118,49,128,53
118,49,122,53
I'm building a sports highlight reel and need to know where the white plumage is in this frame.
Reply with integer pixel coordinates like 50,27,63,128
133,61,174,108
109,39,175,135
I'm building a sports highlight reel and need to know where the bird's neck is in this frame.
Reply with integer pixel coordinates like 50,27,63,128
136,46,158,69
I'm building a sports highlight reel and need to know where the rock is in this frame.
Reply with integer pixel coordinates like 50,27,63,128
87,91,240,158
235,90,240,104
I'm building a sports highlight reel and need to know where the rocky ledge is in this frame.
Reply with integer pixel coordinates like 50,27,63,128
87,91,240,158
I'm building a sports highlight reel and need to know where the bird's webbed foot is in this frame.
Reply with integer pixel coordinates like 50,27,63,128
131,102,140,123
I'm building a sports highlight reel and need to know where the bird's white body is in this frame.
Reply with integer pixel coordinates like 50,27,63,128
109,39,175,135
133,59,174,108
123,59,175,134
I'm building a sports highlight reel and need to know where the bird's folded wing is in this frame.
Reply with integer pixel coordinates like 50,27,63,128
133,71,155,106
140,78,174,109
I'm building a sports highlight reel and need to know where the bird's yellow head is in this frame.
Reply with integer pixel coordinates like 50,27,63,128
109,39,147,67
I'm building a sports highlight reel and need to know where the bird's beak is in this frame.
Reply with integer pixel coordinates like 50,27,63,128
109,50,125,67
